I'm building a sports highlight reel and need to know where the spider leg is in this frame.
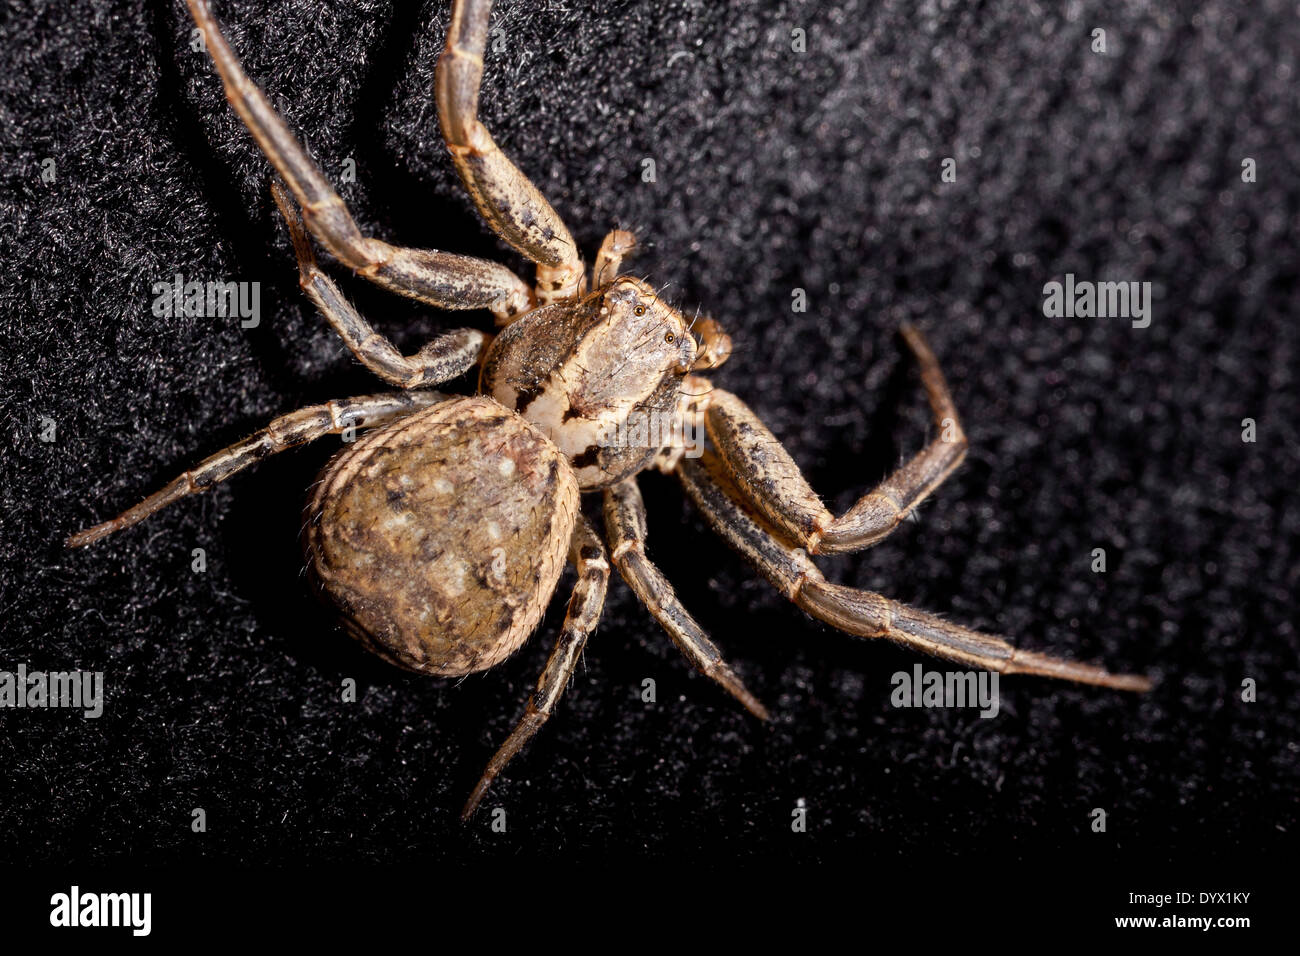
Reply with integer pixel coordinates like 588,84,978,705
65,391,446,548
437,0,585,304
704,322,968,554
603,478,770,719
185,0,532,324
463,515,610,820
271,182,489,388
592,229,637,287
678,450,1151,692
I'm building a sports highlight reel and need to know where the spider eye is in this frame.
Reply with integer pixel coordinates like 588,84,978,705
633,305,646,316
664,331,674,343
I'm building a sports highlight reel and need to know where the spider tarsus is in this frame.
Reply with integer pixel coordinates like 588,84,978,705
460,784,490,822
1007,648,1153,693
65,524,110,549
743,694,772,722
714,669,771,721
67,512,152,549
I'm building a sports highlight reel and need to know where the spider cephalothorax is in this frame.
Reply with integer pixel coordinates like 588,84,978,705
482,276,703,489
67,0,1151,820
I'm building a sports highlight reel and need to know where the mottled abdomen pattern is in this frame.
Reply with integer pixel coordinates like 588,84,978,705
304,396,579,676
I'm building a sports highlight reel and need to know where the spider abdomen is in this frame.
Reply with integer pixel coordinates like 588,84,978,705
304,395,579,677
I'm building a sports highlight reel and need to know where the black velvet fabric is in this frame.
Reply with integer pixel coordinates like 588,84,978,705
2,0,1296,872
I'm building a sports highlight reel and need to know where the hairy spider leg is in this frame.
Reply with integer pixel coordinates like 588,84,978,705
66,392,446,547
463,516,610,819
271,181,490,388
704,323,968,555
437,0,586,305
678,450,1151,692
186,0,532,324
604,478,770,719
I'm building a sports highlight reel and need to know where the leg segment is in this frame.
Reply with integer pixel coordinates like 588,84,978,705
437,0,585,304
689,316,733,371
651,373,713,474
462,516,610,820
185,0,532,323
592,229,637,287
272,182,488,388
678,451,1151,692
603,478,770,719
705,323,967,554
66,391,445,548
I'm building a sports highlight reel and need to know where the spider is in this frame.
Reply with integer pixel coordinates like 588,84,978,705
68,0,1152,819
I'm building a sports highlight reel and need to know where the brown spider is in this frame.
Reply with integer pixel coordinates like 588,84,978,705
67,0,1151,819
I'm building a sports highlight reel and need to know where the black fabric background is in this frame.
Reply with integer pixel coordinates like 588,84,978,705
1,0,1296,873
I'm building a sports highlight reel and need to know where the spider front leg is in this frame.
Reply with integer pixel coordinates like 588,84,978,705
66,391,445,547
678,451,1152,692
592,229,637,287
437,0,586,305
705,323,967,554
604,478,769,719
463,516,610,820
271,182,490,388
185,0,532,324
